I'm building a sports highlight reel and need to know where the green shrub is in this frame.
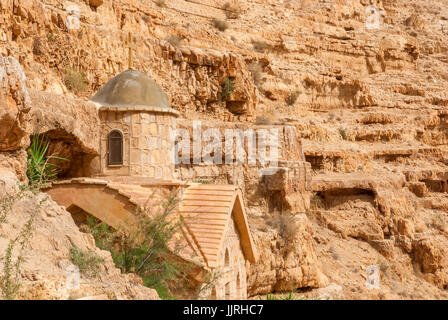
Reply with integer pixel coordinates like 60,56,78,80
69,246,104,278
26,134,67,187
212,18,228,31
46,32,57,42
63,68,88,93
82,198,198,299
221,77,235,100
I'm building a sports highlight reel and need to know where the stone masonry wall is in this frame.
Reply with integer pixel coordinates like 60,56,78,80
212,214,247,300
99,109,176,179
129,111,176,179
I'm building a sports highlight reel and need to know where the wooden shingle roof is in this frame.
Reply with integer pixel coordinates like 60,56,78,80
179,183,257,268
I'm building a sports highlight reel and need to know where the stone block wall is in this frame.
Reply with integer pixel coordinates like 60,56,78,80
99,109,176,180
209,215,247,300
129,111,176,179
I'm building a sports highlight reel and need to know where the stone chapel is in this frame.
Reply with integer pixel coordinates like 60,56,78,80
45,68,258,299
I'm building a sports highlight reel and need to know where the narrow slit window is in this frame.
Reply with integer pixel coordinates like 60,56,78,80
108,130,123,166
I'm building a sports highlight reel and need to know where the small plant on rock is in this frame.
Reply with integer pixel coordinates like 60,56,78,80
69,246,104,278
82,197,201,299
221,77,235,100
338,127,348,140
212,18,228,32
26,134,67,187
63,67,88,93
223,2,241,19
286,90,300,106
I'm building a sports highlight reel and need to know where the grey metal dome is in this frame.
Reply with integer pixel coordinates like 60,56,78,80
90,69,171,110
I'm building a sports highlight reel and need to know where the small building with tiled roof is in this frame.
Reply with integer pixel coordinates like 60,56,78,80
179,183,257,299
45,69,258,300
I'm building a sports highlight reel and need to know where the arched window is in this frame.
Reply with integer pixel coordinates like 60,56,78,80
108,130,123,166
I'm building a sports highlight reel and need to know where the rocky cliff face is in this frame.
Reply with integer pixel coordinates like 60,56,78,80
0,168,159,300
2,0,448,299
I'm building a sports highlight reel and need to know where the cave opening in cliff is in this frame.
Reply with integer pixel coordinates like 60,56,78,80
27,129,97,181
316,188,375,209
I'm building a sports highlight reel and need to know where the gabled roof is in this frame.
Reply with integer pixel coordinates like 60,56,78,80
178,184,257,268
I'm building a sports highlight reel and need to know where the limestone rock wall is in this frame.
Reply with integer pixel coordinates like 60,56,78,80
0,168,159,300
2,0,448,299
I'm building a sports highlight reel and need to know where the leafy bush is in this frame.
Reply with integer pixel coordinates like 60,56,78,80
82,197,197,299
69,246,104,278
221,77,235,100
63,68,88,93
212,18,228,31
46,32,57,42
26,134,66,186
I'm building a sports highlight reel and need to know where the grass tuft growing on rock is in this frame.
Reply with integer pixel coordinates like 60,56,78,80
212,18,229,31
69,246,104,278
63,68,88,93
26,134,67,187
223,2,241,19
286,90,300,106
